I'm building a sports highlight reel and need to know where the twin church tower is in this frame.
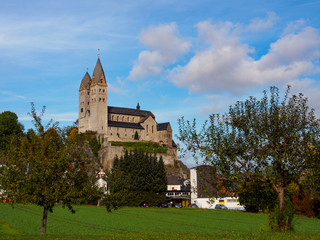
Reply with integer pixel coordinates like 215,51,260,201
78,58,177,169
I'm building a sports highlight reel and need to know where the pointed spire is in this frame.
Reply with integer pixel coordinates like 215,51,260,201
92,57,106,85
136,102,140,110
79,72,92,91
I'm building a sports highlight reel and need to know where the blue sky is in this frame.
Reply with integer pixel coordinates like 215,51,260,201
1,0,320,166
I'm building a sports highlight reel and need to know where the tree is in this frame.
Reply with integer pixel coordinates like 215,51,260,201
108,150,167,206
0,111,24,152
0,104,100,234
237,176,277,213
178,86,320,231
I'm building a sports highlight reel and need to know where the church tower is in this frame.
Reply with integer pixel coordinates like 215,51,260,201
78,57,108,137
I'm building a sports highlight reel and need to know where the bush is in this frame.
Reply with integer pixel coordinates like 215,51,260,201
110,141,167,153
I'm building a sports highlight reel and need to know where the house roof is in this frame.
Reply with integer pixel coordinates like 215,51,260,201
92,57,106,85
172,140,177,148
108,106,155,118
157,122,170,131
108,120,144,129
194,165,218,198
167,175,180,185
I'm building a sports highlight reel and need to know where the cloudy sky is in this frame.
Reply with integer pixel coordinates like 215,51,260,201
1,0,320,166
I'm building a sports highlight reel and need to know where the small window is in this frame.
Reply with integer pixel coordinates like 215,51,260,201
81,108,83,112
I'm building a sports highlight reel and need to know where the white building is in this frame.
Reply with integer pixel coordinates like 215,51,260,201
95,168,108,194
190,167,244,210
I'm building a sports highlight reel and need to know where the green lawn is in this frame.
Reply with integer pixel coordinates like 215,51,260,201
1,203,320,239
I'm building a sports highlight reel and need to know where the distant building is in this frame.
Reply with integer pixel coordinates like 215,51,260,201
190,166,244,209
166,175,190,207
78,58,177,169
95,168,109,194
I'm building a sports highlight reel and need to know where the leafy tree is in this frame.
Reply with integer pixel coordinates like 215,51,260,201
108,150,167,206
178,86,320,231
238,176,277,213
0,111,24,152
0,104,100,234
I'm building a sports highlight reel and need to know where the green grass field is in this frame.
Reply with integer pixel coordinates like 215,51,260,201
1,203,320,239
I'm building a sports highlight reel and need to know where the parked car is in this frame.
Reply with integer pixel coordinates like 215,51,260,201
157,202,169,208
189,203,199,208
174,203,182,208
215,204,228,209
139,202,151,207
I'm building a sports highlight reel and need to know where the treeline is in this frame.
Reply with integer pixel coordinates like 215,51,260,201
108,150,167,206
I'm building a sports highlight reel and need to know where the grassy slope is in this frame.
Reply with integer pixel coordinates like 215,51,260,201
0,204,319,239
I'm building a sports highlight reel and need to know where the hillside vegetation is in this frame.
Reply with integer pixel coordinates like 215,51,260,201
110,141,167,153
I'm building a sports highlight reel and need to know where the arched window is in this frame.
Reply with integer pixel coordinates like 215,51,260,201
117,116,119,121
152,125,154,133
122,116,124,121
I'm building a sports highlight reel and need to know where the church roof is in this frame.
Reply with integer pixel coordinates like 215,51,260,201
157,122,170,131
108,120,144,129
108,106,155,118
79,72,92,91
92,57,106,85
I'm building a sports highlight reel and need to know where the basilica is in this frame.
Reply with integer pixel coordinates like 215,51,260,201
78,58,177,169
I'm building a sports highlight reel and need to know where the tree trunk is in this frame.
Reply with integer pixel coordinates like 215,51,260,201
271,182,288,231
271,182,285,213
41,205,49,235
278,186,285,213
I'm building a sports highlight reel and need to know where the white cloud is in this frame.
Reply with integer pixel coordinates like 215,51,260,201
169,21,320,94
245,12,278,32
0,16,135,51
108,84,127,95
128,23,190,79
0,91,26,100
282,19,306,36
259,27,320,68
20,112,78,122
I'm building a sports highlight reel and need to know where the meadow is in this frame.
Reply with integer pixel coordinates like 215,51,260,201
1,203,320,239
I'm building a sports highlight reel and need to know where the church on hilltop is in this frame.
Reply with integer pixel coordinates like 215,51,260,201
78,57,177,169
